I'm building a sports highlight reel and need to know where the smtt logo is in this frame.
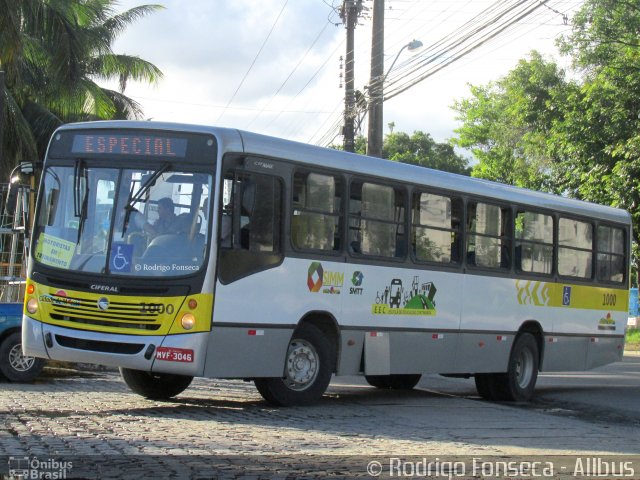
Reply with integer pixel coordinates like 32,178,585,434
350,271,364,295
307,262,323,292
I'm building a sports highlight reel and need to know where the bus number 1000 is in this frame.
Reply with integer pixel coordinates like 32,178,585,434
140,303,174,314
602,294,617,306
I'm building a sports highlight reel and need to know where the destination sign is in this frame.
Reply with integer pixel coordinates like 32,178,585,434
71,134,188,158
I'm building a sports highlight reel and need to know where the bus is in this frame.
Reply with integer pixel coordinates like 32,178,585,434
21,121,631,406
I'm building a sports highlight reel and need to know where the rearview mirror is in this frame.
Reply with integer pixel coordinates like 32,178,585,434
4,181,19,215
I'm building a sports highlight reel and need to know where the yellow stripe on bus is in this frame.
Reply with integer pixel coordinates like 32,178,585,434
515,280,628,312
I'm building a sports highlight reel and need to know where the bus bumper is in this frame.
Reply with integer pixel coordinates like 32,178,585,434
22,315,207,376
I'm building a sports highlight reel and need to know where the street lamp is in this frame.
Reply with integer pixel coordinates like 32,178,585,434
367,39,422,158
384,39,423,83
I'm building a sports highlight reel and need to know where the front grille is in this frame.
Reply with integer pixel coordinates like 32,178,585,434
55,335,145,354
47,294,162,331
49,314,161,330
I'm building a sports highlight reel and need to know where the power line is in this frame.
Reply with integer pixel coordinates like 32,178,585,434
383,0,548,102
385,0,523,85
127,95,333,114
245,21,331,130
310,99,345,145
262,37,345,131
316,0,576,147
216,0,289,123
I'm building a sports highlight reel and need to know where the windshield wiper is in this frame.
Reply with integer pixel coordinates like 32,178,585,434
73,160,89,244
73,160,86,217
121,163,171,236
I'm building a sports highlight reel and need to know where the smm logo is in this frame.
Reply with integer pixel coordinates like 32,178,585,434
307,262,323,292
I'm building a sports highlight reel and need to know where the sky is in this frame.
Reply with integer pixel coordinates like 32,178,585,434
109,0,582,151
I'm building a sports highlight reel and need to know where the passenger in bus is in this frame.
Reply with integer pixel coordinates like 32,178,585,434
144,197,177,237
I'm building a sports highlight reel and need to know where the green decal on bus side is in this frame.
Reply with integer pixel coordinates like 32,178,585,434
372,276,437,316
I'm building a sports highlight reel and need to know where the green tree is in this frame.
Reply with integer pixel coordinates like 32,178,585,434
383,130,470,175
0,0,163,179
452,0,640,282
557,0,640,281
452,51,568,191
346,130,470,175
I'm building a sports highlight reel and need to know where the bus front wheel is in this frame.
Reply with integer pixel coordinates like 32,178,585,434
254,323,334,406
0,332,45,382
119,368,193,400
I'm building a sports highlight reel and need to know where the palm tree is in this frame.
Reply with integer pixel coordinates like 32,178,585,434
0,0,164,179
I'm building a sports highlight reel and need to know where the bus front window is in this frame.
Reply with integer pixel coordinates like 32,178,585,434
110,169,212,277
35,165,118,272
34,165,212,276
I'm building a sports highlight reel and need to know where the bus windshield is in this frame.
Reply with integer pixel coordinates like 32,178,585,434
34,164,212,276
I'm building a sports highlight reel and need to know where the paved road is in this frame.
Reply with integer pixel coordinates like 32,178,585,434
0,355,638,478
410,354,640,427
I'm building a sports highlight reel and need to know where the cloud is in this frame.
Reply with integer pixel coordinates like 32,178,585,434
115,0,340,102
109,0,575,146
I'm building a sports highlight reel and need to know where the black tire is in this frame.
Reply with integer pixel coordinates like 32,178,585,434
119,367,193,400
476,333,539,402
365,375,392,389
365,374,422,390
474,373,502,400
254,323,334,406
0,332,45,382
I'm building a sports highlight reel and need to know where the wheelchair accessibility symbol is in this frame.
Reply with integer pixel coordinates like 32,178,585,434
110,243,134,272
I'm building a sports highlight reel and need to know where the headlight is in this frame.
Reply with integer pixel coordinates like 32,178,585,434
180,313,196,330
26,298,39,314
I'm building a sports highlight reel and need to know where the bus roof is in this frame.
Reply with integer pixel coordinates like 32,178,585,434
55,120,631,225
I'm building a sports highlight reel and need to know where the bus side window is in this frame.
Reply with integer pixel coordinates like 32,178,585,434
291,171,342,252
412,191,462,264
218,170,283,283
596,225,625,283
558,217,593,278
349,181,405,259
515,210,553,274
239,174,281,253
467,201,511,269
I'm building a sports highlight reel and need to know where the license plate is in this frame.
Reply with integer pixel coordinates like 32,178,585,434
155,347,194,363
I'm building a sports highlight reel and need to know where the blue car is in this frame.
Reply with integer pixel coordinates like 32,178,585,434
0,303,45,381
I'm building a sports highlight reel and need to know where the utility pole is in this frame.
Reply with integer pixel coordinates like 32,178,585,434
367,0,384,158
341,1,362,153
0,71,5,171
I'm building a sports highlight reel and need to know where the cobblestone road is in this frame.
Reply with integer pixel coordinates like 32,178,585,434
1,366,639,479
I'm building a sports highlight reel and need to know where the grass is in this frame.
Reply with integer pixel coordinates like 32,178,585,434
626,328,640,349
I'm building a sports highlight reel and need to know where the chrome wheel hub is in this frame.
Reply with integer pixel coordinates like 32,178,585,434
284,339,319,391
515,347,534,389
9,343,36,372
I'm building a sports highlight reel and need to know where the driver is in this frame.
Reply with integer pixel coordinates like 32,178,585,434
144,197,176,236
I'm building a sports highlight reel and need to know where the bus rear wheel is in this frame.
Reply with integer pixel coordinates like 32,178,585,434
365,374,422,390
474,333,539,402
119,368,193,400
254,323,334,406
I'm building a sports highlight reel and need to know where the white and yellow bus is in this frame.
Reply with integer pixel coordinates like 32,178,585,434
22,121,631,406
